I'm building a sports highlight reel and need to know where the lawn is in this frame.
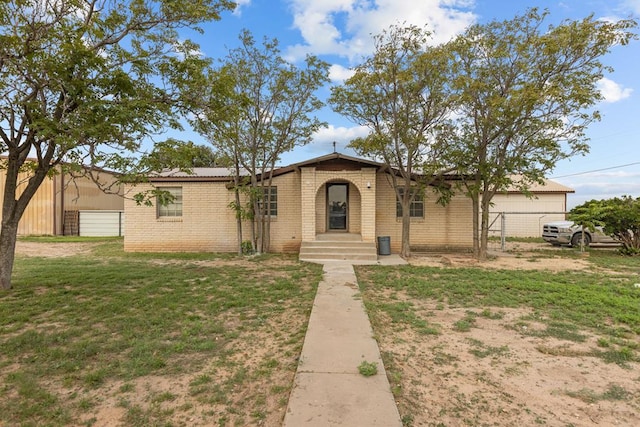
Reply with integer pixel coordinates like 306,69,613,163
3,238,640,427
356,249,640,426
0,238,323,427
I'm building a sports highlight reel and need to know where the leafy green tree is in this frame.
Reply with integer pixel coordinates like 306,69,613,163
0,0,234,290
570,196,640,255
444,8,636,259
330,24,456,258
191,30,329,254
144,139,219,169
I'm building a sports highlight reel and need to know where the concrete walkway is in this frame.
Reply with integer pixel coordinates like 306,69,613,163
283,256,405,426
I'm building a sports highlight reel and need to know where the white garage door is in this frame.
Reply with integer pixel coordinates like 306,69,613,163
79,210,124,236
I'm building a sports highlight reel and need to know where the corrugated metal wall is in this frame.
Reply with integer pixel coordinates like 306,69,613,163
0,169,56,235
490,193,568,237
0,163,124,236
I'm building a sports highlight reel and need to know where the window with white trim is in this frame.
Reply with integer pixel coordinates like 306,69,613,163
258,186,277,217
396,187,424,218
157,187,183,217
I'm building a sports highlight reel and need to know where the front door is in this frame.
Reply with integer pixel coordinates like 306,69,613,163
327,183,348,231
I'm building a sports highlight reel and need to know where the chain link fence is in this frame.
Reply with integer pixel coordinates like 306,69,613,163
487,211,569,251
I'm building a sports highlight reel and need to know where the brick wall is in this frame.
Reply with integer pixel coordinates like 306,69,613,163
124,173,303,253
301,167,376,241
375,173,474,252
124,167,474,254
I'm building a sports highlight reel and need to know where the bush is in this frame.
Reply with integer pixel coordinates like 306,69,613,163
570,196,640,255
241,240,254,255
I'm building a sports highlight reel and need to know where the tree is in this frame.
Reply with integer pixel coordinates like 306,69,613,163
570,196,640,255
144,139,219,169
0,0,235,290
330,24,456,258
191,30,329,254
444,8,637,260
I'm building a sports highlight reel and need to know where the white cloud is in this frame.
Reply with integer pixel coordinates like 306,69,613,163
328,64,355,82
233,0,252,16
172,40,203,58
278,124,369,163
312,123,370,144
285,0,476,62
561,170,640,208
597,77,633,103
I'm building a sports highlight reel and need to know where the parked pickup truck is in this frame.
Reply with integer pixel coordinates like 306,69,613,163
542,220,618,247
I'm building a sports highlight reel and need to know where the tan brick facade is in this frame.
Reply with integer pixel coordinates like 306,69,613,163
374,174,474,252
124,172,304,253
301,167,377,242
124,154,475,253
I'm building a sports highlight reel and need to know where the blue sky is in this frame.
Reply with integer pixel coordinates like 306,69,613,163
178,0,640,208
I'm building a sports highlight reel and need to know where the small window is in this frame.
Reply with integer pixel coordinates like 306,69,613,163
396,187,424,218
157,187,182,217
258,186,277,217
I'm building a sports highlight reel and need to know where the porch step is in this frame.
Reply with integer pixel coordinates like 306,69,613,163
299,239,378,262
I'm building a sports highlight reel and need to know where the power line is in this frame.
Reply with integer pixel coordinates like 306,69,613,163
550,161,640,179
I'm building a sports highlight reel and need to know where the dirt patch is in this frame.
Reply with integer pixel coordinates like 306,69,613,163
378,244,640,426
409,252,592,272
377,301,640,427
15,241,100,257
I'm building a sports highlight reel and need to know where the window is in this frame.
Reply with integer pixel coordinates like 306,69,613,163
396,187,424,218
258,186,277,217
157,187,183,217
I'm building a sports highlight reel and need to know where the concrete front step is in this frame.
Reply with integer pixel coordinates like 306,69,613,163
299,239,378,262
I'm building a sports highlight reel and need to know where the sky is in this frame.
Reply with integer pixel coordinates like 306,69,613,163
176,0,640,209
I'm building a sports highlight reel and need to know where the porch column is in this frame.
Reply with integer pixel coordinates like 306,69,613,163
360,168,377,242
300,167,316,241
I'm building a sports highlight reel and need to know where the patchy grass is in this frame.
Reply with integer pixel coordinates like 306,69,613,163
356,252,640,425
565,384,631,403
1,239,322,426
357,260,640,337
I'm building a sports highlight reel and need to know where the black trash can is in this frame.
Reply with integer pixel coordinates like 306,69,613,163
377,236,391,256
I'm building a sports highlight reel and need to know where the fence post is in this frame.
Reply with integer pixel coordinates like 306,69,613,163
501,212,506,251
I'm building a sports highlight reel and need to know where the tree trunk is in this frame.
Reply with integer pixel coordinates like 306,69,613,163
232,156,243,255
1,151,53,290
400,203,411,258
234,185,243,255
0,221,19,290
470,193,480,258
262,214,270,253
479,197,491,260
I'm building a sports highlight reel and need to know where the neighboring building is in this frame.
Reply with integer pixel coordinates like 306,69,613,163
489,176,575,238
0,159,124,236
124,153,474,257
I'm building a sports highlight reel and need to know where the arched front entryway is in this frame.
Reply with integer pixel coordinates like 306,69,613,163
314,180,362,235
300,166,377,243
297,158,379,261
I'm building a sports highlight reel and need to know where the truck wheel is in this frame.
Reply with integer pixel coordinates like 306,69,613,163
571,233,591,247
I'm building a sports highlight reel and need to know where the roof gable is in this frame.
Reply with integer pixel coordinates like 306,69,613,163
149,152,384,182
146,154,574,195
